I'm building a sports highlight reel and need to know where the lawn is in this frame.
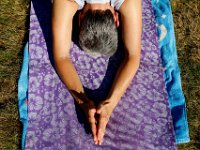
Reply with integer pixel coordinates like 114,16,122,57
0,0,199,149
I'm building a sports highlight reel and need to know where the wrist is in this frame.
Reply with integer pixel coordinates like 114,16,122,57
106,96,120,109
108,92,121,102
69,89,88,105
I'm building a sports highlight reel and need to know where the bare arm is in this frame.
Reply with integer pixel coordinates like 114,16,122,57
52,1,99,143
52,0,85,103
107,0,142,105
95,1,142,143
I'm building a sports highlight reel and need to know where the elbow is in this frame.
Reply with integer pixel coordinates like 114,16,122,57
54,54,69,61
53,48,71,63
127,54,141,70
124,47,141,68
53,53,71,68
52,41,71,63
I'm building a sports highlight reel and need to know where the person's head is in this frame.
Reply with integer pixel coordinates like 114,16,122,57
78,3,120,57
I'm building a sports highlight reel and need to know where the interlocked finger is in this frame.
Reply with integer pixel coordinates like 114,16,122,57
97,114,109,144
88,109,98,143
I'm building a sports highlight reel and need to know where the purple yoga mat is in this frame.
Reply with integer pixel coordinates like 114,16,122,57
26,0,177,149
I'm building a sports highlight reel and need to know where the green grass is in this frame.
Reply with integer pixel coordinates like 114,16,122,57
0,0,29,149
171,1,200,149
0,0,199,149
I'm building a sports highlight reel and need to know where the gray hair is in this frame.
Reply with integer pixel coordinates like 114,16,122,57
79,9,118,57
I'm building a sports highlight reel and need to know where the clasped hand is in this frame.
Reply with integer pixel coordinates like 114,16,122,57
82,99,116,145
71,90,116,145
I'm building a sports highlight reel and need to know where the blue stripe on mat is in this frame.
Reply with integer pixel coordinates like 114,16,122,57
18,42,29,150
151,0,190,144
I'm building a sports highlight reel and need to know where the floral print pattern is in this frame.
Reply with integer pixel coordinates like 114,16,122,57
26,0,177,149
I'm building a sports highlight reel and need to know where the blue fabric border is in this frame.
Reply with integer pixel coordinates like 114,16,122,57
151,0,190,144
18,42,29,150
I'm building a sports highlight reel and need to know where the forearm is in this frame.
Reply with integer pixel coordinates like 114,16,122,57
54,56,87,104
52,0,84,103
107,0,142,106
54,57,84,93
52,25,85,102
107,55,140,106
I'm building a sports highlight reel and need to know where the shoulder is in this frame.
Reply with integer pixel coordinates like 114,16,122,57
73,0,85,10
111,0,125,10
119,0,142,15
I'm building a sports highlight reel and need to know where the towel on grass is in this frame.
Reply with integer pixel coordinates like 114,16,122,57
17,0,188,149
152,0,190,144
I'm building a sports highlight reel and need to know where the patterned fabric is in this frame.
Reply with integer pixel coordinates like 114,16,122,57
24,0,177,149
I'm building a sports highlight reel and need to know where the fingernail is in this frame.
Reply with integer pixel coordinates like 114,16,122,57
94,139,97,144
96,140,98,144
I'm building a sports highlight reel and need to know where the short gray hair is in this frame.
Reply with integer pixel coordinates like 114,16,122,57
79,9,118,57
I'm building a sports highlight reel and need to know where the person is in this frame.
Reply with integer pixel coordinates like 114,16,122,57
52,0,142,146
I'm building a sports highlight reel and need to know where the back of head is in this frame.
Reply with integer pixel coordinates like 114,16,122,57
79,9,118,57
